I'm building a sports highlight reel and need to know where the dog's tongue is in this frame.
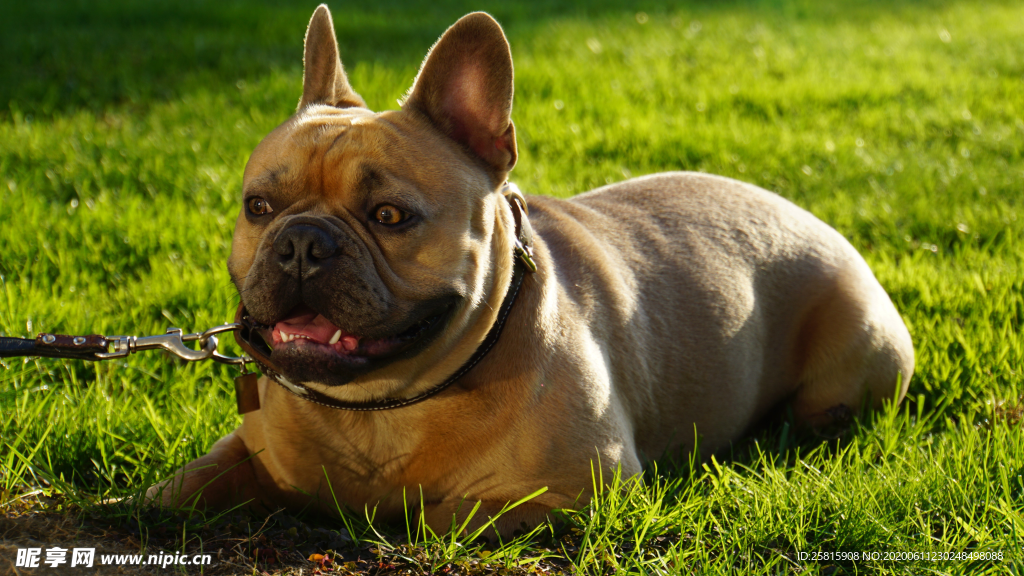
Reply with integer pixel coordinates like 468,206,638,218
273,306,360,351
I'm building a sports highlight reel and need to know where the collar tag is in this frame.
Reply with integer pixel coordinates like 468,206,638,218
234,371,261,414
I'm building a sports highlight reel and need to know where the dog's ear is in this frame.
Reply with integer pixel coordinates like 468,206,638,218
298,4,366,110
403,12,517,178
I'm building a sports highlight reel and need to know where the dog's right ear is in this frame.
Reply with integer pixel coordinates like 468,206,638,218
298,4,366,110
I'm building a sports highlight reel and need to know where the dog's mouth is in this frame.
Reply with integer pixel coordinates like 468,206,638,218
242,300,454,384
269,304,446,360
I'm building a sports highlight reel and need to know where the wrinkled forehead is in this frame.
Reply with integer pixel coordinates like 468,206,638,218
242,105,480,202
243,106,374,189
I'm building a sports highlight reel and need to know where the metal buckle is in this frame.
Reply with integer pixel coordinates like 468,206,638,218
501,181,529,214
514,239,538,272
96,336,130,359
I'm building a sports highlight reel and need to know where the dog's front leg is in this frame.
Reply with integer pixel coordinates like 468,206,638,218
147,430,261,511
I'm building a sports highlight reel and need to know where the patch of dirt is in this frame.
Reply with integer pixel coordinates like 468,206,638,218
0,494,575,576
2,491,349,575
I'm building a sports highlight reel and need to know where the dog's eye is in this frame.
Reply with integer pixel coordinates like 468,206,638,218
374,204,408,226
247,197,273,217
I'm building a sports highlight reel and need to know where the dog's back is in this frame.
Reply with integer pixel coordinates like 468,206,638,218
525,171,914,456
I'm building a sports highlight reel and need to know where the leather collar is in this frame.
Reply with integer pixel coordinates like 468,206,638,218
233,183,536,411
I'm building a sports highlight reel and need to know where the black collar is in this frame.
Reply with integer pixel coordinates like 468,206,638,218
235,184,536,411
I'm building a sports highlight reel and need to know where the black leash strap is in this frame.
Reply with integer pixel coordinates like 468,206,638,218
0,333,109,361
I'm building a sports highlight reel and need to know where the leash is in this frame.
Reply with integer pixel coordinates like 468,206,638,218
0,322,260,414
0,183,536,415
0,324,249,364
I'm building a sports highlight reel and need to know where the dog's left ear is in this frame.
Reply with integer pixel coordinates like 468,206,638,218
298,4,366,110
403,12,517,179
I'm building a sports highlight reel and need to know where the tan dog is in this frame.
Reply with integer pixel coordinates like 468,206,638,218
153,5,914,536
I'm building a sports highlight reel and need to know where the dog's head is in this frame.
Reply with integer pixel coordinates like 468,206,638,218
228,6,519,396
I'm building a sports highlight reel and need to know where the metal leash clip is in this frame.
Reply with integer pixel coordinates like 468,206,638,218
95,323,252,366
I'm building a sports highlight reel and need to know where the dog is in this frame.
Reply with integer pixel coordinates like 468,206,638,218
151,5,914,537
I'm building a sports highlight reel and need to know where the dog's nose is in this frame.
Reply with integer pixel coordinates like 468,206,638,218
273,224,340,278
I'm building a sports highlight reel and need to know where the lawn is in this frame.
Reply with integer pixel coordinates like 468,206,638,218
1,0,1023,574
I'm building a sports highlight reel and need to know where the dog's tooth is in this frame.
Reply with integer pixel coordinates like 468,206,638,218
329,330,342,345
283,332,293,343
341,336,358,352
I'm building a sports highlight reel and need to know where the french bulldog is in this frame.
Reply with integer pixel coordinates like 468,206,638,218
152,4,914,537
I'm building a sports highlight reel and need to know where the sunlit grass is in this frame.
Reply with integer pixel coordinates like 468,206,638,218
2,0,1023,573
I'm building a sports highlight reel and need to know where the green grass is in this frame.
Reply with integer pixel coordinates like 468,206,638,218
2,0,1023,573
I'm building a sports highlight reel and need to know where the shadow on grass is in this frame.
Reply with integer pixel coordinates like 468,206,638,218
3,0,972,118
